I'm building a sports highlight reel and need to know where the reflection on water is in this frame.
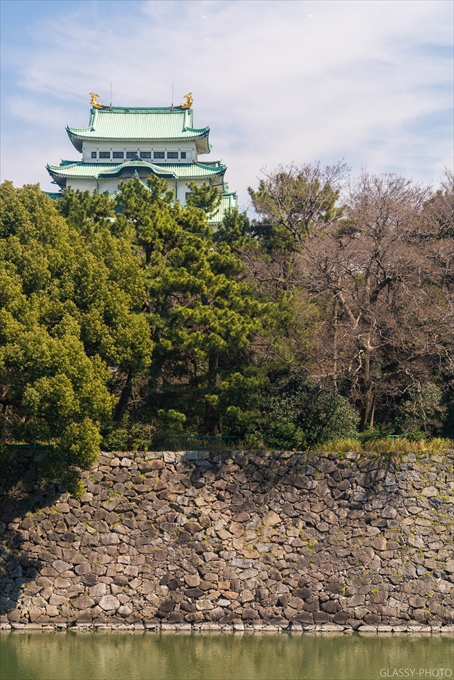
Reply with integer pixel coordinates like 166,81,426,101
1,631,453,680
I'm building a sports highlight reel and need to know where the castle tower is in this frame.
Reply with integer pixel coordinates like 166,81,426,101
46,95,237,223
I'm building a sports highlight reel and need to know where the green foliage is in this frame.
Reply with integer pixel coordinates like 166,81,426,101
185,181,222,218
222,369,358,449
248,163,345,251
114,176,274,436
258,377,357,449
214,208,253,249
49,419,102,492
114,175,179,264
0,181,150,490
4,163,451,468
56,188,115,234
102,422,155,452
357,427,392,444
394,382,446,434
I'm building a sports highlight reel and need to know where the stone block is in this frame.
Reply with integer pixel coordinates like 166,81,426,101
89,583,107,598
52,560,72,574
195,599,213,611
208,607,223,621
364,613,381,625
72,596,95,610
99,595,120,612
240,591,254,603
203,552,217,562
408,595,426,608
408,536,425,548
399,564,417,578
217,598,231,607
421,487,438,497
185,588,204,599
242,608,259,620
182,451,199,461
313,612,330,624
118,605,133,617
370,536,387,551
333,612,349,625
184,574,200,588
124,566,139,577
29,608,44,622
234,513,250,523
262,511,280,527
407,506,422,514
295,611,314,624
100,533,120,546
46,605,59,617
150,460,165,469
288,597,304,610
20,517,34,530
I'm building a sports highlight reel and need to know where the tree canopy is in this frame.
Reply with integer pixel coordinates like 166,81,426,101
0,182,150,491
1,164,453,491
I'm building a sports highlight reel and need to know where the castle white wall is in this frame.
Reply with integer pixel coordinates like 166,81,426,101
65,179,98,192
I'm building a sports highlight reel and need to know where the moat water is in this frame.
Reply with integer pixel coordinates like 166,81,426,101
1,631,453,680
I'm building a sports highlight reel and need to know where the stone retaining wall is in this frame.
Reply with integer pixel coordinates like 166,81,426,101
1,448,454,632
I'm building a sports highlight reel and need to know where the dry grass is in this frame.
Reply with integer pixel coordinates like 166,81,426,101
318,437,454,455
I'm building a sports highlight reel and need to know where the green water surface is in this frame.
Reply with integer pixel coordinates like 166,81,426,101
1,631,453,680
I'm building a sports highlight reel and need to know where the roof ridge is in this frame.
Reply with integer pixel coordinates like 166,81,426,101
96,106,187,113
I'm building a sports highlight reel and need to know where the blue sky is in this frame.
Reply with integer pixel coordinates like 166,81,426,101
1,0,453,209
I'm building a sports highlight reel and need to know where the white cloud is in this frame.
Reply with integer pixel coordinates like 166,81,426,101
1,0,452,205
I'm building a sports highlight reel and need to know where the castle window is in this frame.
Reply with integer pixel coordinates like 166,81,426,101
140,152,151,159
154,152,165,159
99,151,110,159
181,152,187,159
91,151,97,158
113,151,124,159
167,151,178,159
126,151,136,159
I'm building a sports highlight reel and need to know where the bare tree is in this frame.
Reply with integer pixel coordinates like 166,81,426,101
298,171,454,429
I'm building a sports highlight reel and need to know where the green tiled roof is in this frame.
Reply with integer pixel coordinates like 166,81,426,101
67,106,210,154
47,159,226,179
46,158,226,183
